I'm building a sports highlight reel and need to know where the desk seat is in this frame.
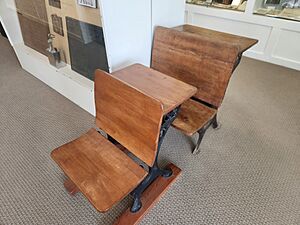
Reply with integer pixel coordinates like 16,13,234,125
152,25,257,154
51,128,147,212
172,99,217,136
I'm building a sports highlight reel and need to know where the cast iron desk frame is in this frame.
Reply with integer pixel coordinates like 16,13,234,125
192,53,243,155
107,64,196,213
108,106,181,212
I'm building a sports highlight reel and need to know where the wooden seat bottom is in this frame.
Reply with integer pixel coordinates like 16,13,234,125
172,99,217,136
51,128,147,212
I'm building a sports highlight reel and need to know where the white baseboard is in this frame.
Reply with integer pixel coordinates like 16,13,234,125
14,43,96,116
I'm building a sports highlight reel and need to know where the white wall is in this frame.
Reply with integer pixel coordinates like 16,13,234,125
100,0,152,72
0,0,185,115
152,0,185,31
101,0,186,72
0,0,22,46
0,0,96,115
185,3,300,71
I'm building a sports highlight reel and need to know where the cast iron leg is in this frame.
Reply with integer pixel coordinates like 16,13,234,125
212,114,221,130
130,165,172,213
131,194,142,213
130,107,180,213
192,128,207,155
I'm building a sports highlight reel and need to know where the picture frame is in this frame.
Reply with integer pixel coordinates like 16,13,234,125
49,0,61,9
281,0,300,8
51,14,64,36
77,0,97,8
264,0,281,6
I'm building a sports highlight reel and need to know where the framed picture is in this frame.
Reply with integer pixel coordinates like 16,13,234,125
49,0,61,9
51,14,64,36
264,0,280,6
281,0,300,8
77,0,97,8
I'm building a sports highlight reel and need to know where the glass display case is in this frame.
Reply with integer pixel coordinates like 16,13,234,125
253,0,300,21
14,0,109,81
186,0,248,12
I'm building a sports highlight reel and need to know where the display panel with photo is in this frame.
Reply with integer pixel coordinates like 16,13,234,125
77,0,97,8
51,14,64,36
49,0,61,8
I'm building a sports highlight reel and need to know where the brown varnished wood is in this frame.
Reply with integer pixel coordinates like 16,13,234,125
94,69,165,166
173,25,258,53
151,25,258,108
114,164,182,225
51,128,147,212
52,67,188,215
173,99,217,136
112,64,197,115
64,178,79,195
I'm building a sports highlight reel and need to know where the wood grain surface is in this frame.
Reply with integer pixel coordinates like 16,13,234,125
51,128,147,212
152,25,258,108
173,99,217,136
173,25,258,53
94,69,164,166
112,64,197,114
63,178,79,195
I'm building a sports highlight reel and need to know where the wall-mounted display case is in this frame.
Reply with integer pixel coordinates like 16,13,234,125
186,0,300,20
185,0,300,72
13,0,109,81
15,0,49,55
253,0,300,21
186,0,248,11
0,0,185,115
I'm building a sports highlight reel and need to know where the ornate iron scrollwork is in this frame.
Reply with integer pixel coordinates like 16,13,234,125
130,106,180,213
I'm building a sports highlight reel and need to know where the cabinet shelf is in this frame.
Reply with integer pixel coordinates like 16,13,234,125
253,7,300,22
186,0,247,12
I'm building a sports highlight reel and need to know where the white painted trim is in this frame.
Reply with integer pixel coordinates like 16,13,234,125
185,3,300,71
14,43,96,115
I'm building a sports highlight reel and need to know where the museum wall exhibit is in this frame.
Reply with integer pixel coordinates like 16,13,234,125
185,0,300,71
0,0,299,115
186,0,300,15
45,0,108,80
14,0,108,81
15,0,49,55
0,0,185,115
66,17,108,80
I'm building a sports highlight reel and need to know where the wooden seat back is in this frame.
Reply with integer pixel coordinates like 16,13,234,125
151,25,257,108
94,70,164,167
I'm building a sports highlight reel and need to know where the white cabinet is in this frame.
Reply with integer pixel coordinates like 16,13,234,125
185,2,300,71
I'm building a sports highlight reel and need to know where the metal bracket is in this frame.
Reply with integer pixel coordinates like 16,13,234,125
232,53,242,73
130,107,180,213
192,114,220,155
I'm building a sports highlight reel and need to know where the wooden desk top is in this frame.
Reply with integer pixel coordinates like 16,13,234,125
173,24,258,53
112,64,197,114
